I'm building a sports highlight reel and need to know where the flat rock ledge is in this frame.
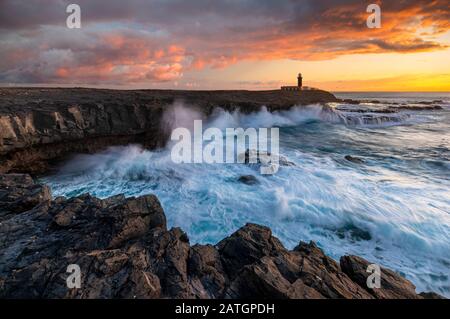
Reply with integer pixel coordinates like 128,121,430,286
0,174,443,299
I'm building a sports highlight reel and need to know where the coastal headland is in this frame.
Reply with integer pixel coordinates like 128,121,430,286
0,88,337,174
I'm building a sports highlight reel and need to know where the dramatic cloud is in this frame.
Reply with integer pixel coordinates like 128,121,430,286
0,0,449,85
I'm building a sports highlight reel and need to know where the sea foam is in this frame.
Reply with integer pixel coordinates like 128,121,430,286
42,98,450,297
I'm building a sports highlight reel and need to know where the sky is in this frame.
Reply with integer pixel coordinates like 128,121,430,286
0,0,449,91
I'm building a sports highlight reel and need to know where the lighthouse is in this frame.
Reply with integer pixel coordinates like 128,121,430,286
281,73,305,91
281,73,316,91
297,73,303,88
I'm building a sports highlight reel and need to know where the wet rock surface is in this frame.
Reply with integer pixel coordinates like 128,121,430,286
238,175,259,185
344,155,365,164
241,149,296,167
340,255,420,299
0,174,442,299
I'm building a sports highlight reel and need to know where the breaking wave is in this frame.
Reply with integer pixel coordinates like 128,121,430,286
42,94,450,297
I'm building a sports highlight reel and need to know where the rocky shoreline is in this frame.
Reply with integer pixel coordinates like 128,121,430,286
0,88,337,174
0,174,442,299
0,88,444,299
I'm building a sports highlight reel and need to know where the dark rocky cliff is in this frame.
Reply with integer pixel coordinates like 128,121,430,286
0,88,337,174
0,174,441,299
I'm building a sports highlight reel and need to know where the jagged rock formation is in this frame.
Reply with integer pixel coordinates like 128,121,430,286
0,174,440,299
0,88,337,174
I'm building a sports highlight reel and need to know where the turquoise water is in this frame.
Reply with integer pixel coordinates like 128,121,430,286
42,93,450,296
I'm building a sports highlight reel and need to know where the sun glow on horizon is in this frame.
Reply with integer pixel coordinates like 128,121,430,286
1,1,449,92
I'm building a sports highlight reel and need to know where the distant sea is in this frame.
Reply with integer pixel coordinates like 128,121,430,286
42,92,450,296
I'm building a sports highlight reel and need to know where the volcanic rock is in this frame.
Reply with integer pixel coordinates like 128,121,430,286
345,155,365,164
0,174,443,299
0,88,337,174
238,175,259,185
340,255,420,299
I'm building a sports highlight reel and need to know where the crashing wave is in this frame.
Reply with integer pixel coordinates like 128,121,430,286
321,104,410,126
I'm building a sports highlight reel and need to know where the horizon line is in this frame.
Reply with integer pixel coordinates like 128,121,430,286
0,86,449,94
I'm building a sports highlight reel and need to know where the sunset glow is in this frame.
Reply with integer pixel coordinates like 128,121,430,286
0,0,449,91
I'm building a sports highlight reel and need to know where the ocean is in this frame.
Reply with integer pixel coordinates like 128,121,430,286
41,92,450,297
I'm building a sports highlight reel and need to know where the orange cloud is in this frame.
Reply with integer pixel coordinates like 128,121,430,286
1,0,449,87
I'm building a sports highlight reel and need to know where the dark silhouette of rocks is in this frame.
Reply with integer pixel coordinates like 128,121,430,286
395,105,443,111
342,99,360,104
242,149,296,167
345,155,365,164
0,174,442,299
238,175,259,185
419,292,446,299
